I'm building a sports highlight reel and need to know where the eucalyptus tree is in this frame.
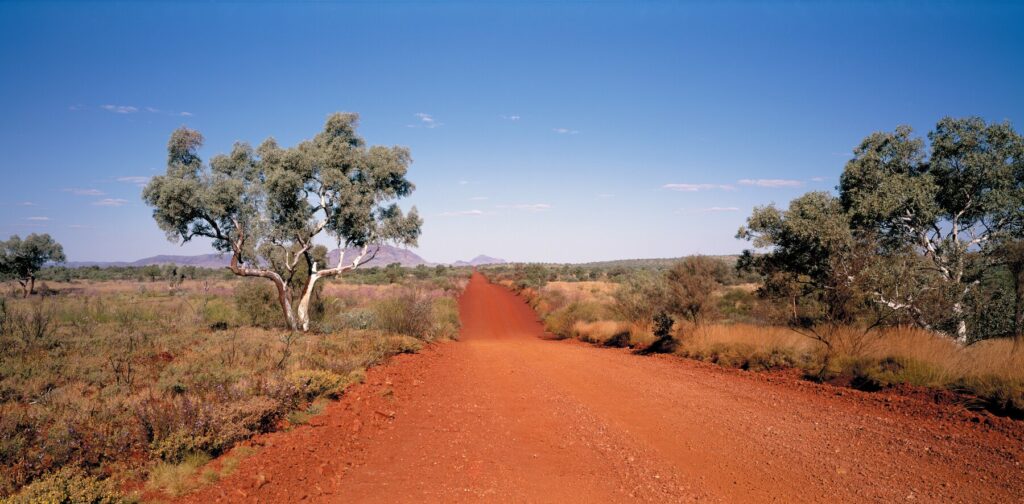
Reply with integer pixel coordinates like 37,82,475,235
143,113,422,331
839,117,1024,341
0,234,66,297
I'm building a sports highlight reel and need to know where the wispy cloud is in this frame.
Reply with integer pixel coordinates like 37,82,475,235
117,176,150,186
500,114,521,121
696,206,740,213
737,178,803,188
93,198,129,207
498,203,552,212
67,224,89,229
64,188,105,196
470,196,489,201
458,180,469,185
596,193,615,199
662,183,735,192
17,201,35,206
102,104,139,114
553,128,579,135
27,216,50,221
96,104,192,117
410,112,441,129
439,209,484,217
810,176,826,182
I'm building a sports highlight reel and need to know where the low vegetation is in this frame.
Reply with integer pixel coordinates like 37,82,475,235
0,266,468,501
484,259,1024,419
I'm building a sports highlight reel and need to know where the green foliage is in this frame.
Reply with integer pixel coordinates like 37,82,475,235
371,291,436,339
142,113,423,331
288,369,362,400
611,272,667,324
664,257,721,325
0,234,65,296
544,301,607,339
233,280,280,328
1,467,123,504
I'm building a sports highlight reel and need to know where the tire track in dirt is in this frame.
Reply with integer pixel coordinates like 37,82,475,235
177,272,1024,503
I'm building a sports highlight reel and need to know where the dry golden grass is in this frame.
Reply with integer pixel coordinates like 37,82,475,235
543,281,617,304
572,320,631,344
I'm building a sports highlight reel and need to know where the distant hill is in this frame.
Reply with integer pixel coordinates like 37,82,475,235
66,244,430,269
452,255,507,267
327,245,428,268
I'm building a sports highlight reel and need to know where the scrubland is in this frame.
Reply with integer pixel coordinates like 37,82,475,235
486,271,1024,420
0,268,467,502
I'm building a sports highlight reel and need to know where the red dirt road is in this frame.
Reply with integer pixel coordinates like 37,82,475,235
179,273,1024,503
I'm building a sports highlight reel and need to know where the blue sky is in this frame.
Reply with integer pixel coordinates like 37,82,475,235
1,1,1022,263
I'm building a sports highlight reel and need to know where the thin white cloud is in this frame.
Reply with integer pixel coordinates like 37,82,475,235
697,206,740,213
738,178,803,188
18,201,35,206
68,104,86,111
810,176,826,182
597,193,614,199
117,176,150,186
470,196,489,201
439,209,484,217
458,180,469,185
498,203,552,212
662,183,735,192
27,216,50,221
64,188,105,196
501,114,521,121
67,224,90,229
413,112,441,128
553,128,579,135
93,198,129,207
102,104,138,114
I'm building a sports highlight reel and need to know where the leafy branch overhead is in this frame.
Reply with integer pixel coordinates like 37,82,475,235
143,113,423,331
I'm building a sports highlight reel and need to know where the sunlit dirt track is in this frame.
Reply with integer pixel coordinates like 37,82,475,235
178,273,1024,503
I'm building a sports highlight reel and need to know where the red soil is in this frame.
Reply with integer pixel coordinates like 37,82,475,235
177,273,1024,503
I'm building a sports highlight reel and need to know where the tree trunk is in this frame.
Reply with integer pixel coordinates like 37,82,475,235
296,271,321,332
228,253,298,331
274,280,298,332
28,275,34,297
952,302,968,344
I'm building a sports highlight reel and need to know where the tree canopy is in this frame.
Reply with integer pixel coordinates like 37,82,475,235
0,234,66,297
741,117,1024,343
143,113,422,331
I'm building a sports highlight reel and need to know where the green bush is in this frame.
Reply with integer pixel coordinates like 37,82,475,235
1,467,123,504
288,369,363,400
544,301,606,339
372,292,434,339
234,281,280,328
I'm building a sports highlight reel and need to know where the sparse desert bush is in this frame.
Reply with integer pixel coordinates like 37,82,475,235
288,369,363,400
544,301,608,339
234,280,279,328
2,466,123,504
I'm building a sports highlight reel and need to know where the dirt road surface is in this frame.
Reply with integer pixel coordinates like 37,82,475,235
179,273,1024,503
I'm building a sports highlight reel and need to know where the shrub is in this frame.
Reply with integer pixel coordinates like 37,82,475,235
372,291,434,339
288,369,362,400
234,281,280,328
146,452,210,497
544,301,606,339
2,467,123,504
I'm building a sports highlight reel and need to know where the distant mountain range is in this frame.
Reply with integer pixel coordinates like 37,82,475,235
452,255,508,267
64,245,505,269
